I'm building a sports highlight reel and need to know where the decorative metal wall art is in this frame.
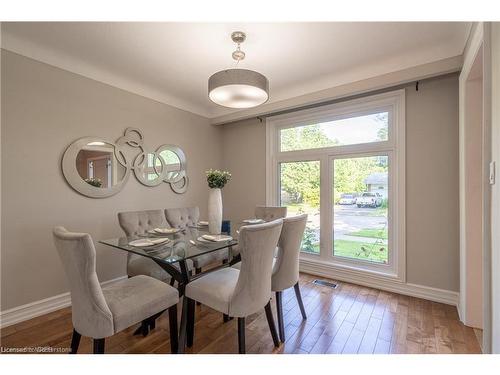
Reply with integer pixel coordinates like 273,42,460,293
62,128,188,198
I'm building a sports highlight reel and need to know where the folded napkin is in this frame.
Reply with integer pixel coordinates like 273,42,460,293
201,234,232,242
149,237,171,244
153,227,178,234
129,238,170,247
243,218,265,224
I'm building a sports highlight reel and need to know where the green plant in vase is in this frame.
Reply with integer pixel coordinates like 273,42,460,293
206,169,231,234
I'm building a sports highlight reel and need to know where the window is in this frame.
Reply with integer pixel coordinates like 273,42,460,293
267,90,405,280
280,111,389,152
279,160,320,253
333,156,388,264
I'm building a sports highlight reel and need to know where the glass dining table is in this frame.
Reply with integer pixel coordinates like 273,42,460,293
100,225,239,353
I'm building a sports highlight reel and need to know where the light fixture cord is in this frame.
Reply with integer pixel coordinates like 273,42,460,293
235,43,241,67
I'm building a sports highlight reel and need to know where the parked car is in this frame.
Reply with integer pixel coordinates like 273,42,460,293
338,193,358,205
356,192,383,208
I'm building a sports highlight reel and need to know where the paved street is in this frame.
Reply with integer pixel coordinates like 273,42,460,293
305,204,388,244
334,204,387,243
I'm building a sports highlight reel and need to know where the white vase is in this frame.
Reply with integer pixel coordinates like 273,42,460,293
208,188,222,235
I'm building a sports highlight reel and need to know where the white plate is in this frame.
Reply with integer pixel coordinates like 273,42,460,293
129,238,170,247
242,218,265,224
150,227,180,234
197,235,233,243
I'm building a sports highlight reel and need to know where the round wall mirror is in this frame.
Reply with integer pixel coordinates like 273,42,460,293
159,149,181,181
62,137,131,198
75,142,127,189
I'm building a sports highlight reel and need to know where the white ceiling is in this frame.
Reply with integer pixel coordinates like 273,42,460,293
1,22,471,118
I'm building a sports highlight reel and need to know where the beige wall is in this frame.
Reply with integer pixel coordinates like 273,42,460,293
1,50,222,310
221,74,460,292
221,118,267,223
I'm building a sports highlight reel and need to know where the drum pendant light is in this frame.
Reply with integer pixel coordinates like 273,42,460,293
208,31,269,108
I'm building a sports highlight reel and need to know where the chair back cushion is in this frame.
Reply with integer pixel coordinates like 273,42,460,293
230,219,283,317
117,209,169,236
165,207,200,229
117,210,170,276
52,227,114,338
255,206,287,221
272,214,308,292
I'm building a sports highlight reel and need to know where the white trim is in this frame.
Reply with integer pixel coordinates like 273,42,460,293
488,21,500,354
458,22,484,326
266,89,406,282
299,258,459,306
0,276,127,329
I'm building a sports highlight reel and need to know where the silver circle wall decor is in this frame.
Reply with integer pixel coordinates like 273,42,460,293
61,128,189,198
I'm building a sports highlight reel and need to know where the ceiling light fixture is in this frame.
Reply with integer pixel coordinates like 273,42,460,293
208,31,269,109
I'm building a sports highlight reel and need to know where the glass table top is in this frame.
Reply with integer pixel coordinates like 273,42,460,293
100,226,237,265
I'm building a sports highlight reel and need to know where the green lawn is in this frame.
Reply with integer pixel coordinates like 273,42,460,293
334,240,388,263
301,239,388,263
286,203,318,215
347,228,388,240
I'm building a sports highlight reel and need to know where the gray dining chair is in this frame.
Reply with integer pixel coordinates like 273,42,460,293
184,219,283,354
118,209,193,286
117,209,173,283
230,205,288,262
272,214,308,342
53,227,179,354
165,207,228,274
255,206,288,221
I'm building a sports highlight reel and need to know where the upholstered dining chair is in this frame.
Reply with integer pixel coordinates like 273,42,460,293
118,209,174,283
230,205,288,262
255,206,288,222
53,227,179,354
272,214,308,342
184,219,283,354
165,207,228,275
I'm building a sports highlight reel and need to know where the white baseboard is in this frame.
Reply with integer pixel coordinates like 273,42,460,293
0,276,127,329
299,258,459,306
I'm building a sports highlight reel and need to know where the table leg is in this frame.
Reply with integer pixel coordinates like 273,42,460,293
176,259,190,354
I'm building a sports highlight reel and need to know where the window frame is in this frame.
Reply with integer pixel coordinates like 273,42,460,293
266,90,406,282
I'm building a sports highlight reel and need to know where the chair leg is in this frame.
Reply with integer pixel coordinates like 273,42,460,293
194,268,202,306
70,329,81,354
178,296,188,353
141,320,149,336
186,298,195,348
93,338,105,354
294,282,307,320
168,305,178,354
237,317,246,354
275,291,285,342
147,310,165,332
264,301,280,348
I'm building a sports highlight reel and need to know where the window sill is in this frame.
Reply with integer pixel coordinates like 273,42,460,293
299,255,403,283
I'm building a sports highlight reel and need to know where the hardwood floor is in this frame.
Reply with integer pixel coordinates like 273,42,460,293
0,273,481,354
